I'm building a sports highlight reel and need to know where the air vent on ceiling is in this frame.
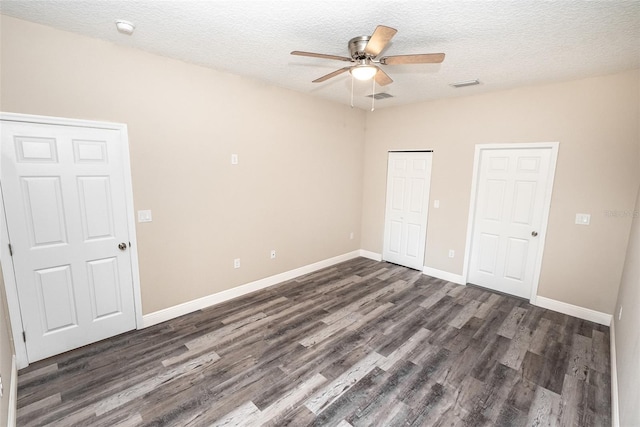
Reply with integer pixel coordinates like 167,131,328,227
450,79,480,88
366,93,394,100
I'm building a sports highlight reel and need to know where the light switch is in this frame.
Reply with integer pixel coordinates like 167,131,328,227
138,210,152,223
575,213,590,225
434,200,440,208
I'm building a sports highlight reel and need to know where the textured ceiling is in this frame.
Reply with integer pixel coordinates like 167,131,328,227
1,1,639,110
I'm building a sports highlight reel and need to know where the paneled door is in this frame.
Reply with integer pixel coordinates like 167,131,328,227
468,146,555,299
383,151,432,270
1,120,137,362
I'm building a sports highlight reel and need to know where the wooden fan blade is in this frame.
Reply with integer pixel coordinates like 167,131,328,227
381,53,445,65
364,25,397,57
374,68,393,86
291,51,353,62
312,67,351,83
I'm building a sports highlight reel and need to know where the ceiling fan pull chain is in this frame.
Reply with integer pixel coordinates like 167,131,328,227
350,75,354,108
371,77,375,111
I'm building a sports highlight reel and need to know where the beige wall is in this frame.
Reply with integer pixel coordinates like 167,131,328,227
1,14,638,318
0,16,366,314
0,264,14,426
362,70,640,314
612,94,640,426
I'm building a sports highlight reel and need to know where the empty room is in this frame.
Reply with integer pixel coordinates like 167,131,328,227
0,1,638,426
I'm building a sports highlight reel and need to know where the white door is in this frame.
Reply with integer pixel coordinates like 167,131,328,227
383,151,432,270
468,146,555,299
1,121,137,362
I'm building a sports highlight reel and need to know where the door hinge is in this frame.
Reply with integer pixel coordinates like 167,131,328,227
129,241,131,248
22,331,26,342
8,243,12,257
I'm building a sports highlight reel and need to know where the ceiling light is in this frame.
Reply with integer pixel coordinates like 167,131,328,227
450,79,480,88
350,65,377,81
115,20,135,35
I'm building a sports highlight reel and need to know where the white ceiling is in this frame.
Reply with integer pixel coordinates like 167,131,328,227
1,1,639,110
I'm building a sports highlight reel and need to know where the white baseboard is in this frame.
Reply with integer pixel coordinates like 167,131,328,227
357,252,467,287
533,296,612,326
356,254,466,286
7,355,17,427
359,250,382,262
142,249,612,328
142,250,361,328
422,266,465,285
610,320,619,427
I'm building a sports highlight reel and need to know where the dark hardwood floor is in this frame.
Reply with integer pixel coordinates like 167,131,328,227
16,258,611,426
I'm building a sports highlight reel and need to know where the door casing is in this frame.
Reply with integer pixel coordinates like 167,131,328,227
0,112,143,369
462,142,559,303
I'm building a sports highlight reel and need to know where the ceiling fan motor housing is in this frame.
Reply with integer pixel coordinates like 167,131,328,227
348,36,372,59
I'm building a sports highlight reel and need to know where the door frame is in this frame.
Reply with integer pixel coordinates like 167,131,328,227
462,142,559,303
0,112,143,369
382,150,433,270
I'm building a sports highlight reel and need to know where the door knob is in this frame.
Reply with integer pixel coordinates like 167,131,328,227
531,231,538,237
118,242,127,251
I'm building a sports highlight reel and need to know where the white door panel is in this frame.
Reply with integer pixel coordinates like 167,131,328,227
468,147,554,299
21,177,68,246
504,238,528,280
478,233,500,274
383,152,432,270
35,264,78,333
87,257,123,319
1,121,136,363
388,221,402,254
78,176,115,240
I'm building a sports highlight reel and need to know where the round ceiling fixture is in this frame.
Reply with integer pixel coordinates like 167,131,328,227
115,20,135,35
350,64,377,81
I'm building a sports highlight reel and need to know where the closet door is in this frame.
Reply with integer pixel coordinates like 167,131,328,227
383,151,432,270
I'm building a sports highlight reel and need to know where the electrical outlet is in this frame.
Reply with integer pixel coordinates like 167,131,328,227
618,306,623,321
349,232,354,240
270,250,276,259
448,249,455,258
434,200,440,208
233,258,240,269
231,154,239,165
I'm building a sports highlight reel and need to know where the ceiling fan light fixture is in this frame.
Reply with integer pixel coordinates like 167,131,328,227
350,65,377,81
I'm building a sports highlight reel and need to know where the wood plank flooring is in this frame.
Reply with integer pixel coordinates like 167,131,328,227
16,258,611,426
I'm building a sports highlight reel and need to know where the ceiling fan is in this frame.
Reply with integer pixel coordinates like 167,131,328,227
291,25,445,86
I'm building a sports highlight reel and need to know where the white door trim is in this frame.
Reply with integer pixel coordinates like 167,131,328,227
0,112,143,369
0,187,27,366
462,142,559,303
